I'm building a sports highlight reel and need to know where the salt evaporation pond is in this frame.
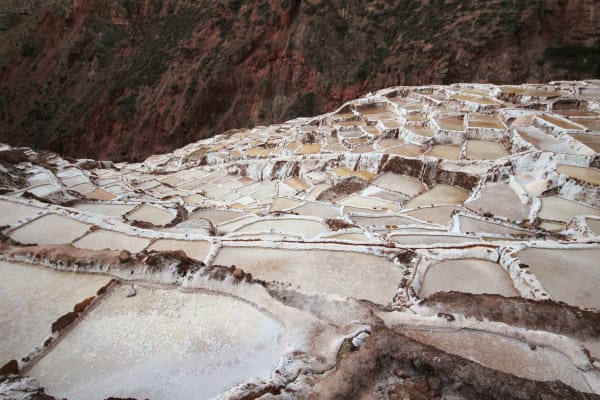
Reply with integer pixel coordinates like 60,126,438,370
234,218,330,236
405,185,470,208
518,248,600,309
214,247,402,304
465,182,530,220
147,239,211,262
126,205,175,226
291,201,340,219
0,200,40,226
587,218,600,235
427,145,461,160
8,214,91,245
459,216,533,236
73,203,136,218
188,208,250,225
465,140,508,160
29,286,285,400
392,234,477,246
372,172,426,197
419,259,517,298
557,164,600,186
539,196,600,223
0,261,110,362
402,206,463,226
74,229,151,253
401,328,591,392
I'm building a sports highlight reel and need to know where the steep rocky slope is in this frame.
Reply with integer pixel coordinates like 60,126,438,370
1,81,600,399
0,0,599,161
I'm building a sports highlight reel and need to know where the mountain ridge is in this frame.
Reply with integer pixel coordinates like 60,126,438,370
0,0,598,161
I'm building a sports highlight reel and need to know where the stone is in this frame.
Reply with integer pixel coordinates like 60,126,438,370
0,360,18,376
119,250,131,263
427,376,442,391
73,296,94,313
232,268,244,279
126,285,137,298
51,311,79,333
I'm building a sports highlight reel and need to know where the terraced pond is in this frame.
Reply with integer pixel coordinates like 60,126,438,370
214,247,402,304
0,261,110,362
419,259,517,298
29,286,285,400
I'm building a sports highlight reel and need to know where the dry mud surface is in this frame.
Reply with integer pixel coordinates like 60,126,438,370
1,82,600,399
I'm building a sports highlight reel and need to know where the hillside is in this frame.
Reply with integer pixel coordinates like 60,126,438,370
1,81,600,399
0,0,599,161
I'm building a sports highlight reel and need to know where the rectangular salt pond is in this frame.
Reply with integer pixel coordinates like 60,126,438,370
371,172,426,197
270,198,303,212
291,202,340,219
465,140,508,160
351,215,434,230
147,239,211,262
518,248,600,309
587,218,600,236
29,286,285,400
405,184,470,209
213,247,403,304
539,196,600,223
0,200,41,226
73,203,136,218
234,218,330,236
435,116,465,131
465,182,530,221
74,229,151,253
569,133,600,153
557,164,600,186
187,209,250,225
0,261,110,362
392,234,477,246
459,216,533,236
339,194,399,211
400,328,589,392
126,205,175,226
516,127,574,154
427,145,461,160
8,214,91,245
401,206,462,226
538,114,584,130
419,259,518,298
384,144,425,157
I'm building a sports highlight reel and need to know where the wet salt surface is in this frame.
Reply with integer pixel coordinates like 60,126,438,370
214,247,402,304
371,173,426,197
419,259,518,298
402,328,591,392
126,205,175,226
147,239,212,262
405,185,470,208
465,140,508,160
29,286,285,400
587,218,600,235
0,200,40,226
73,203,136,218
234,218,330,236
8,214,91,245
74,229,151,253
465,182,530,221
0,261,110,362
539,196,600,223
518,248,600,309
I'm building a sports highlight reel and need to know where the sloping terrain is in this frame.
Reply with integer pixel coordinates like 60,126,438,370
1,81,600,399
0,0,599,161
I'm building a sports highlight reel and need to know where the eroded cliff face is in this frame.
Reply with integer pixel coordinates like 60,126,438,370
0,0,598,161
